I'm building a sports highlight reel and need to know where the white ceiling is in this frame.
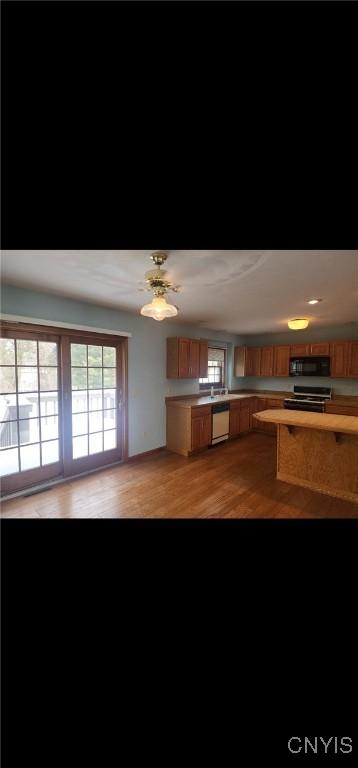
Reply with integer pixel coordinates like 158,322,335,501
1,250,358,334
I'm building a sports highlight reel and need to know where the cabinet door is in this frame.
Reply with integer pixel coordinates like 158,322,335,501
229,409,240,436
239,405,250,433
199,340,208,378
290,344,310,357
191,416,203,450
330,342,348,378
252,348,261,376
249,398,258,429
347,341,358,378
189,340,200,378
260,347,273,377
310,342,330,356
326,403,358,416
178,338,190,378
252,399,267,431
201,414,212,446
245,348,256,376
273,346,290,377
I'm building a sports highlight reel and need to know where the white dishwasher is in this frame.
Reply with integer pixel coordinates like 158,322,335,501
211,402,230,445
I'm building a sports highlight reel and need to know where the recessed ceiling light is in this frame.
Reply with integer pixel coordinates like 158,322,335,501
307,298,322,305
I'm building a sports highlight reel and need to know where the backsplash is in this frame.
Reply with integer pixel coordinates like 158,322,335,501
240,376,358,396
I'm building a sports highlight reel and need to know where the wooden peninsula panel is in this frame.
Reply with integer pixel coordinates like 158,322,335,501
254,408,358,505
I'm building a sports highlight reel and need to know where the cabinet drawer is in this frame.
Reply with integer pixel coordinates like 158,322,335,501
191,405,212,418
266,398,284,408
326,404,358,417
230,397,254,410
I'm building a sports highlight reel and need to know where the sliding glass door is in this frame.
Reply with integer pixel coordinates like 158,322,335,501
1,325,127,496
62,337,123,476
0,332,63,494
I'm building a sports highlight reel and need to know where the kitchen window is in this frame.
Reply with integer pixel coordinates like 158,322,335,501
199,347,226,390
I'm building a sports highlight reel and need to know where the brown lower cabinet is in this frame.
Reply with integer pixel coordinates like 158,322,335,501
325,402,358,417
252,398,285,435
229,398,253,436
191,412,212,451
166,404,212,456
166,396,287,457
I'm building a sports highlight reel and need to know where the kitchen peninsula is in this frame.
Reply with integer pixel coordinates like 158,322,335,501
254,409,358,504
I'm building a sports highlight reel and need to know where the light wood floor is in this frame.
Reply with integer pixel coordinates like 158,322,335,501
1,433,358,518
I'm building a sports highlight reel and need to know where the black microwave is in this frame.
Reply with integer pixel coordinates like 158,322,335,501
289,356,331,377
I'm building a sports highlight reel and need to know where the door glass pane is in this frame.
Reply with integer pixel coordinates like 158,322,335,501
71,368,88,390
71,344,87,366
42,440,59,466
88,346,102,367
0,367,16,393
40,392,58,416
103,409,116,431
19,418,40,445
39,367,58,391
89,432,103,455
0,393,17,421
0,335,61,482
69,342,118,464
88,368,102,389
16,339,38,365
72,413,88,437
0,420,18,448
0,339,15,365
20,443,41,471
41,415,58,441
73,435,88,459
103,369,116,388
39,342,57,366
18,393,39,419
72,390,88,413
89,411,103,433
18,367,38,392
103,347,116,367
88,390,103,411
103,389,116,409
0,447,19,476
104,430,116,451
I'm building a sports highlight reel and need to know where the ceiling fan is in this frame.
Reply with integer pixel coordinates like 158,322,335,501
139,253,181,321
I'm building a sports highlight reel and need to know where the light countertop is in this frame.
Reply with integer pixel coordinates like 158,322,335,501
253,408,358,436
166,394,256,409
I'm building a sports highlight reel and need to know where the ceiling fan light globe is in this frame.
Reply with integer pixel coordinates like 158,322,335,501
140,295,178,322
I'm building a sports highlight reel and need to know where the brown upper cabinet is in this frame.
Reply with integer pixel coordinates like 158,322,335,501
290,342,330,357
273,346,291,377
309,342,330,356
260,346,274,377
234,346,261,377
167,337,204,378
330,341,348,378
290,343,310,357
234,339,358,379
347,341,358,378
199,340,208,378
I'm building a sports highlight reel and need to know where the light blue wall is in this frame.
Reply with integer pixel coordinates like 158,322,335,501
1,284,244,456
236,325,358,396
